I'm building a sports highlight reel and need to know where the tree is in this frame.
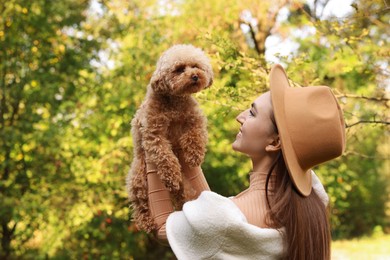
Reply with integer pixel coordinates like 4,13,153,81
0,0,101,257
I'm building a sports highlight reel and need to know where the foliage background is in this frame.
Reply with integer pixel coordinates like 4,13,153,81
0,0,389,258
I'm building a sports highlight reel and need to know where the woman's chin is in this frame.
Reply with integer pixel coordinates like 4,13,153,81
232,141,240,152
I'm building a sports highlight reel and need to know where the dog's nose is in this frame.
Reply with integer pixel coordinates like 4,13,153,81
192,75,199,82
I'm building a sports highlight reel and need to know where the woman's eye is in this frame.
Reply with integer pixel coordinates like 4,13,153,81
249,110,255,116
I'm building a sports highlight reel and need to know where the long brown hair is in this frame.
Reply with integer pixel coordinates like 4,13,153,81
265,152,331,260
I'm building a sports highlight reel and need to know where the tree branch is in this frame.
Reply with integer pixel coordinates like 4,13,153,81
346,120,390,128
240,20,261,54
318,0,331,19
343,150,389,160
270,0,290,24
241,0,290,56
10,222,17,235
336,93,389,103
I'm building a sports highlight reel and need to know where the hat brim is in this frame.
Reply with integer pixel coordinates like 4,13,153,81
270,64,312,196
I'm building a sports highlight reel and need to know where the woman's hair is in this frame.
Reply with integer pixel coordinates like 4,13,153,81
265,141,331,259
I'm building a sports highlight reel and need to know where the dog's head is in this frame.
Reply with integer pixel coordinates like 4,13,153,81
150,44,213,96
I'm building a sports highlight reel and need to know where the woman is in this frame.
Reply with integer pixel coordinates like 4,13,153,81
145,64,346,259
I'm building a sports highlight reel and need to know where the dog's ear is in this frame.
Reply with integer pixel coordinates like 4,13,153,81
206,68,214,88
150,73,169,94
207,77,213,88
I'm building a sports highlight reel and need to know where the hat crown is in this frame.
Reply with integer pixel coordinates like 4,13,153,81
284,86,345,172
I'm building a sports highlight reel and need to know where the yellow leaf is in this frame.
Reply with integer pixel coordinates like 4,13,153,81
16,153,23,161
110,129,118,136
59,44,65,53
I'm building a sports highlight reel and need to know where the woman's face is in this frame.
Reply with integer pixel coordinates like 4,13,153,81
232,91,277,157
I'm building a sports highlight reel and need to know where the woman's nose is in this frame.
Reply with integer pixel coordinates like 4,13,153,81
236,109,248,124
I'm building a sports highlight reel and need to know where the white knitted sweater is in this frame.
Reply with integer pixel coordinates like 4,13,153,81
166,171,328,260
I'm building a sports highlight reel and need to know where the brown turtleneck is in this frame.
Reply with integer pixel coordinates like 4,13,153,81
231,172,275,228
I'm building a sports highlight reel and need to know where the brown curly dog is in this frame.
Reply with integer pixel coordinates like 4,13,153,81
126,44,213,232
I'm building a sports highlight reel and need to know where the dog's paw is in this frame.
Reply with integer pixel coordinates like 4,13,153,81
181,142,205,167
157,157,182,192
179,130,207,167
184,151,204,167
164,177,181,192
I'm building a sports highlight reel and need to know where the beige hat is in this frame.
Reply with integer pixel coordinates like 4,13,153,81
270,64,346,196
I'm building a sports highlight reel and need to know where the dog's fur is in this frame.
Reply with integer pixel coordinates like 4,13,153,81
126,45,213,232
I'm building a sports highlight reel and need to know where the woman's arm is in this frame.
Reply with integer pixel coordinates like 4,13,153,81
146,156,210,242
147,164,172,242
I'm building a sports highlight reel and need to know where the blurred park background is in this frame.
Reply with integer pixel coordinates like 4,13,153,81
1,0,389,259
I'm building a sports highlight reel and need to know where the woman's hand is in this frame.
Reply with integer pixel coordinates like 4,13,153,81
177,152,211,198
145,148,210,200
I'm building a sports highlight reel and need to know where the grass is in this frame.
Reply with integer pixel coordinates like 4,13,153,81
332,234,390,260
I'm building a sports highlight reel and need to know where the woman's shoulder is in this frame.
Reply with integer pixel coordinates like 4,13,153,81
166,191,284,260
311,170,329,205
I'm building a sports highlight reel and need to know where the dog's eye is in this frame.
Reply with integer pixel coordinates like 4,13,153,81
192,65,199,69
174,66,185,73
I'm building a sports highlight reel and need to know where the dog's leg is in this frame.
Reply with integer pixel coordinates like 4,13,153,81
128,157,157,232
141,114,183,196
178,111,208,167
127,116,156,232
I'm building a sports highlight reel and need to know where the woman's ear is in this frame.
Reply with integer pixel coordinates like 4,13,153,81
265,137,281,152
